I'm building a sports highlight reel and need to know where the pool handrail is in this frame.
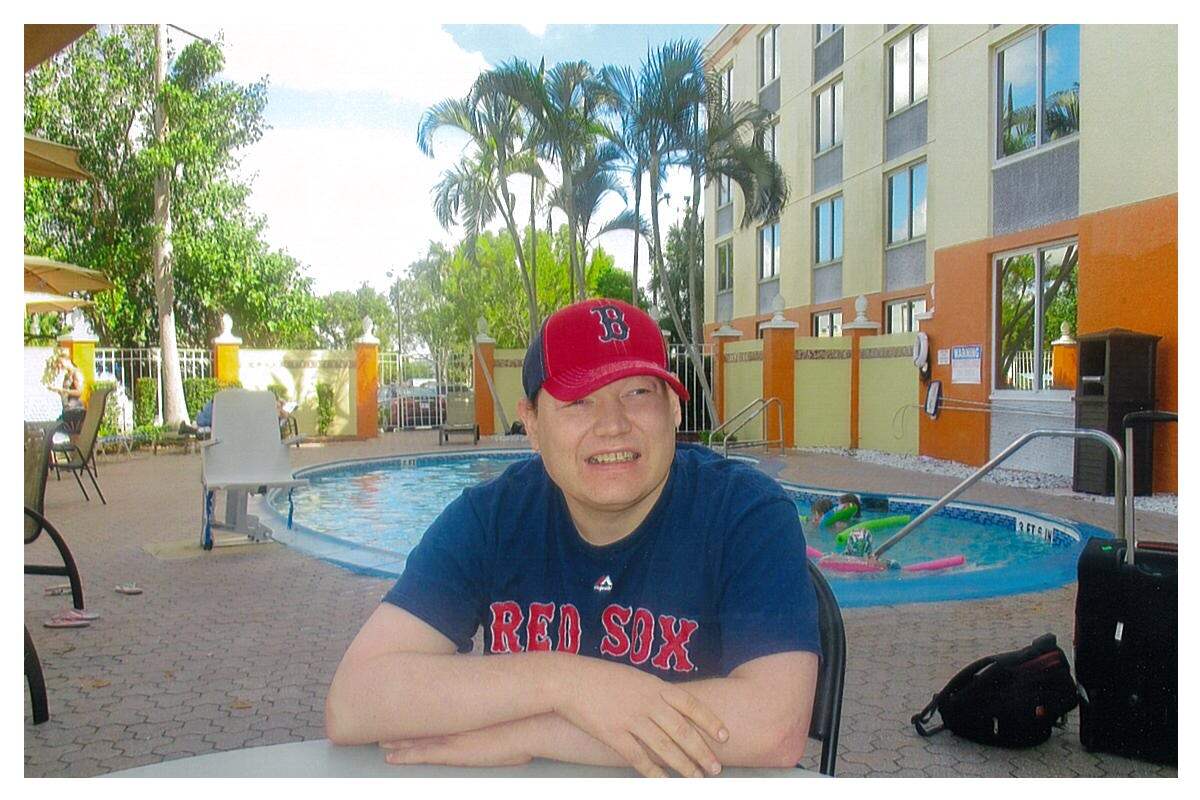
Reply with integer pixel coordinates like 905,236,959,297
711,397,784,457
872,428,1124,559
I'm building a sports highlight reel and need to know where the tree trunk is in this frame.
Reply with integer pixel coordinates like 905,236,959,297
153,24,188,427
631,167,642,307
648,155,718,428
563,169,584,301
688,167,703,347
528,174,539,343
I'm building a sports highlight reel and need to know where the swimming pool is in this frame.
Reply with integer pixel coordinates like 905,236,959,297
264,450,1108,608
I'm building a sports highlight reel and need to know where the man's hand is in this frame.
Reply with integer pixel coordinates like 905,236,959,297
381,726,532,768
553,656,728,778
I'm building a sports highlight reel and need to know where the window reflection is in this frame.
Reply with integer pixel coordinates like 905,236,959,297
1042,25,1080,143
913,27,929,103
998,34,1038,157
911,162,927,238
995,243,1078,391
891,35,911,112
889,169,909,244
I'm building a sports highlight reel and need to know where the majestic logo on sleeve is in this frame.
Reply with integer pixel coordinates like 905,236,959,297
488,600,698,674
590,305,630,343
593,575,613,593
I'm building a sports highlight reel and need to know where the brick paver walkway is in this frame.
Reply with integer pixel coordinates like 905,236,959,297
24,433,1177,777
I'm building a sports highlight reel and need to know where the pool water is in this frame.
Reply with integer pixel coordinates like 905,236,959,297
270,451,1103,608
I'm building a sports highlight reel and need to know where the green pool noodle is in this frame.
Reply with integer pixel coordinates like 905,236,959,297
835,514,912,546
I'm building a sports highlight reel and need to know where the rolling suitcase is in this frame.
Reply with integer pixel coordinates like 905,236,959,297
1073,411,1177,764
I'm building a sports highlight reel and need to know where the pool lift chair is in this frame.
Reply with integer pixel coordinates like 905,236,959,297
200,389,307,550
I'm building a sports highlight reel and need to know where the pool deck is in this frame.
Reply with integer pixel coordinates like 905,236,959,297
25,432,1177,778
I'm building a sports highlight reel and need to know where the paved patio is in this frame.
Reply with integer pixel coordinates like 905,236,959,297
24,433,1177,777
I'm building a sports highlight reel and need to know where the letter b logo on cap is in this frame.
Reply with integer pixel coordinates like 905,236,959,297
590,304,630,343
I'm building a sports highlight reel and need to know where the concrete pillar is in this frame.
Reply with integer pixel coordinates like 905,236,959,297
355,316,379,440
842,295,881,449
759,298,799,448
711,322,743,427
474,318,496,437
211,313,242,386
58,310,98,404
1051,322,1078,390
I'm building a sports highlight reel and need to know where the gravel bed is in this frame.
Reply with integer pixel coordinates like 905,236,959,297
795,446,1177,517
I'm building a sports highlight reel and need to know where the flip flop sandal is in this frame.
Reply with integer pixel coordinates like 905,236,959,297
44,584,72,596
60,608,100,621
114,583,143,595
44,614,90,629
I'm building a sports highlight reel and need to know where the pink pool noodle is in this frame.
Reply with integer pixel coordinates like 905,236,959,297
902,554,966,573
807,545,823,559
818,555,888,573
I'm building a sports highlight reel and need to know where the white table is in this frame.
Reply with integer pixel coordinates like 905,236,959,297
102,739,820,778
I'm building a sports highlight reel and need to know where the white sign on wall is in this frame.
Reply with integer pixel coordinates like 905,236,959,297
951,345,982,384
937,348,951,366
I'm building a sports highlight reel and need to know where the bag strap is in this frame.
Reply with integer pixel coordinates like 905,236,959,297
911,653,997,737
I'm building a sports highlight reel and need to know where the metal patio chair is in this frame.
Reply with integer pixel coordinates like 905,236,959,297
806,561,846,776
51,384,111,503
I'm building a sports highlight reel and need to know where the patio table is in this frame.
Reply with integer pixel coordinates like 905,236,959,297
101,739,820,778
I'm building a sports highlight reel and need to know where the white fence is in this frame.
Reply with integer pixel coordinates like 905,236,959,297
668,343,714,434
1005,350,1054,391
94,347,212,427
377,351,473,431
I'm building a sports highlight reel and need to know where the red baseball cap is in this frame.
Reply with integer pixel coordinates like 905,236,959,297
522,299,690,403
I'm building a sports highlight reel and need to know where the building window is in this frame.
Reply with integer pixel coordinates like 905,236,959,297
816,24,841,44
758,221,781,280
815,80,844,153
885,297,927,333
994,241,1078,391
997,24,1080,159
719,64,733,110
814,195,843,264
757,121,778,162
717,173,732,207
888,26,929,114
887,161,927,244
812,309,843,337
716,241,734,293
759,25,780,87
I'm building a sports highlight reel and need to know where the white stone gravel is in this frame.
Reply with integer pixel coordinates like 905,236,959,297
795,446,1177,517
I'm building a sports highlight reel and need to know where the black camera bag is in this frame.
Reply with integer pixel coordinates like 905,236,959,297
912,633,1078,748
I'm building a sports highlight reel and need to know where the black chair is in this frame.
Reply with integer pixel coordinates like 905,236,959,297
806,561,846,776
25,625,49,724
26,425,85,612
51,385,111,503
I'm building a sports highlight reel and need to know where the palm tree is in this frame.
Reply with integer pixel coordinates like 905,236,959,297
478,59,607,301
547,140,628,272
418,84,542,343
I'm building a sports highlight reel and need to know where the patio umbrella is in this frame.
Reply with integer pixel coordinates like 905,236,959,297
25,25,93,72
24,291,93,314
24,134,92,181
24,254,114,294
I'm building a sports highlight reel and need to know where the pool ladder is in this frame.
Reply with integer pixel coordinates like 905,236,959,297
871,429,1126,559
710,397,785,458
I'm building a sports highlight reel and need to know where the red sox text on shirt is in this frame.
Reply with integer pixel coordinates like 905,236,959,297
488,601,699,673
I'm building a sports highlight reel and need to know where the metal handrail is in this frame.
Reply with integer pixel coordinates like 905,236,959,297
709,397,765,442
719,397,784,458
872,428,1124,558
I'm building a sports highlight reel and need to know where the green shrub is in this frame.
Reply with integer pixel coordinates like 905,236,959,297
94,380,120,437
316,383,335,436
134,377,158,427
267,382,289,402
698,430,737,445
183,377,221,420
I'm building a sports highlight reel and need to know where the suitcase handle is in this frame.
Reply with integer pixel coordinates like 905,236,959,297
1121,410,1176,565
1122,410,1177,429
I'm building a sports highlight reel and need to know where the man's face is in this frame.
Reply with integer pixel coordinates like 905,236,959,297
519,375,681,532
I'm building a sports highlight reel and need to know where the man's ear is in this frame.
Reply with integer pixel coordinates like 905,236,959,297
671,390,682,429
517,397,539,451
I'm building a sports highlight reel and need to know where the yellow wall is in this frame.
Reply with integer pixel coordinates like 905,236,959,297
858,333,920,454
1079,25,1177,214
793,336,851,447
722,339,764,442
239,349,356,436
491,349,525,433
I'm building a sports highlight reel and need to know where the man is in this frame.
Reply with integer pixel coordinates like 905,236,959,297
326,299,821,777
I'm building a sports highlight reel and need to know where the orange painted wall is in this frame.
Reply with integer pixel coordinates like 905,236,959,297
354,342,377,439
474,342,495,436
1076,195,1177,492
761,327,796,446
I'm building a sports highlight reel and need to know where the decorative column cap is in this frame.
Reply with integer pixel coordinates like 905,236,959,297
58,309,98,343
212,313,243,345
713,323,743,339
474,316,495,345
759,294,798,330
1051,321,1076,346
914,285,935,322
355,315,380,345
842,294,881,332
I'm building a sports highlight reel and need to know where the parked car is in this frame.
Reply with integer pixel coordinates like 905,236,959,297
393,386,443,429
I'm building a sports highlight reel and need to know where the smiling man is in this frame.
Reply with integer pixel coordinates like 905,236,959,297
325,299,821,777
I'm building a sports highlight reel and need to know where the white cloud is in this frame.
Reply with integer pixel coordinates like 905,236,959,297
521,24,549,38
212,23,489,108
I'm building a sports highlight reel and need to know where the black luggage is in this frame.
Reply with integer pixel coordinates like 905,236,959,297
1073,411,1177,764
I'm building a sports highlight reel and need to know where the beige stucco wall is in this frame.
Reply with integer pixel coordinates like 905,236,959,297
722,339,764,442
1079,25,1177,214
793,336,851,447
491,349,525,433
858,333,920,455
239,349,355,436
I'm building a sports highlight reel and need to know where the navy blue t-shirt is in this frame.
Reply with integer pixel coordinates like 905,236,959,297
383,444,820,681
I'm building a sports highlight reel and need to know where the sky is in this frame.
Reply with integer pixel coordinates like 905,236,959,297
191,23,722,296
